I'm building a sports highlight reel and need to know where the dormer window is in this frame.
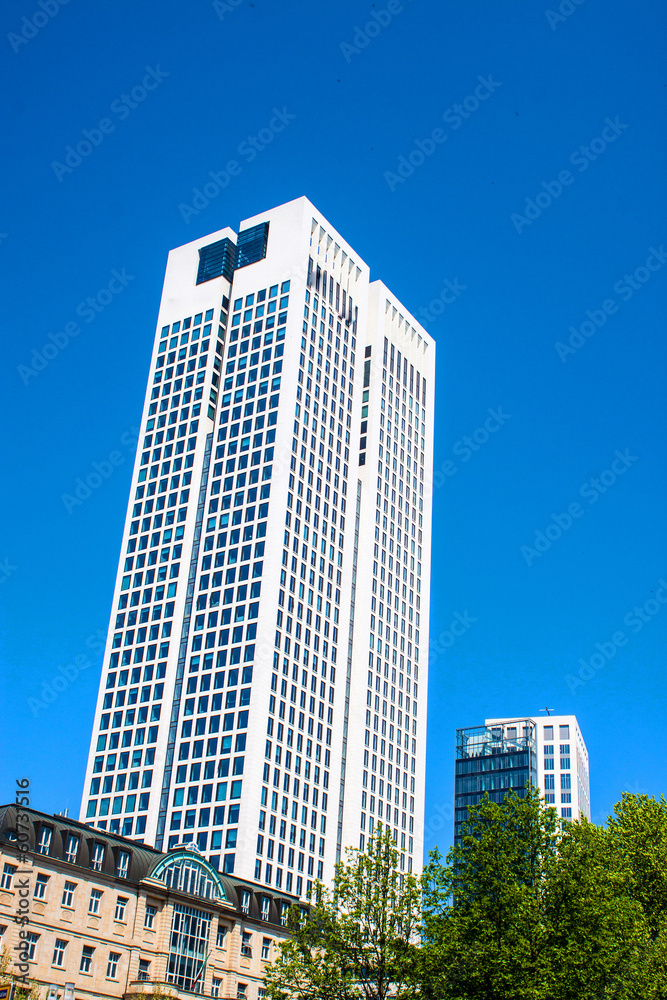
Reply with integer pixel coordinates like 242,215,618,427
90,843,105,872
37,827,52,855
65,834,79,864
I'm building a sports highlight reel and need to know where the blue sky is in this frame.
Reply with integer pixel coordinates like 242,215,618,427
2,0,665,852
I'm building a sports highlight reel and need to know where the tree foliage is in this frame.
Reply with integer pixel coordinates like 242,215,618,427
421,786,561,999
264,825,422,1000
421,789,667,1000
264,793,667,1000
0,945,41,1000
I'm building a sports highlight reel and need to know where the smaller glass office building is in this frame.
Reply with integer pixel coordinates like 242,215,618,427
454,720,537,844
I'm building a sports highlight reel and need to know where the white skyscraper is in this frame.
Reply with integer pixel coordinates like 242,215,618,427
454,714,590,842
80,197,436,898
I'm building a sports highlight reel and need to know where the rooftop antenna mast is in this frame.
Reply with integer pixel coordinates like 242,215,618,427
540,706,554,717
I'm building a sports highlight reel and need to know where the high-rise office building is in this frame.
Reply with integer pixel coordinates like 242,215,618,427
80,197,436,899
454,714,590,843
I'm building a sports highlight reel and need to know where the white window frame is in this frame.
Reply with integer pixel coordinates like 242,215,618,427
52,939,67,968
37,827,53,855
91,843,105,872
61,881,76,907
80,945,95,974
1,864,17,889
65,834,79,864
114,896,128,921
144,903,157,929
25,932,39,961
116,850,130,878
89,888,103,915
34,874,49,900
106,952,121,979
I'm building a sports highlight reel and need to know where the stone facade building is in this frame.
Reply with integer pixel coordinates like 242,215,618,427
0,806,295,1000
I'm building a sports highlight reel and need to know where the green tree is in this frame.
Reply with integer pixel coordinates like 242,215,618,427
608,792,667,938
421,790,667,1000
544,817,653,999
421,786,560,1000
0,945,42,1000
606,793,667,997
264,825,422,1000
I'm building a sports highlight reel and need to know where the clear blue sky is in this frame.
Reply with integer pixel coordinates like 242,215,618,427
2,0,665,854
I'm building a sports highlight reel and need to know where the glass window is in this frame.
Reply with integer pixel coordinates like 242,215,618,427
166,904,211,992
37,827,52,855
89,888,103,914
80,945,95,973
0,864,16,889
114,896,128,921
52,939,68,968
90,843,105,871
559,725,570,739
34,874,49,899
116,850,130,878
107,952,121,979
62,881,76,907
25,932,39,961
158,856,221,900
65,834,79,864
144,904,157,929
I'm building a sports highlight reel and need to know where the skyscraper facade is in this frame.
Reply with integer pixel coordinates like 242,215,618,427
454,714,590,843
80,197,436,900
